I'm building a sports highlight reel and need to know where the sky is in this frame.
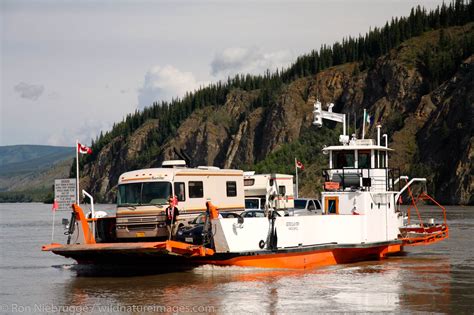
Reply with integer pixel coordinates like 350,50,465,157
1,0,446,147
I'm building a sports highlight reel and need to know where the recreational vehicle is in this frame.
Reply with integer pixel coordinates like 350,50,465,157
243,172,294,211
115,161,245,239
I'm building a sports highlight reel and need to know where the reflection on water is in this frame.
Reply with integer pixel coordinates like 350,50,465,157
0,204,473,313
58,257,454,313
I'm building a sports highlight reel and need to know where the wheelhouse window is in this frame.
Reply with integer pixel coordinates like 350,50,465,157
379,151,386,168
374,150,387,168
174,182,186,201
117,182,172,206
334,151,355,168
189,181,204,198
358,150,371,168
226,181,237,197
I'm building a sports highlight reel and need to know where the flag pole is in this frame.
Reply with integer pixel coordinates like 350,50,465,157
354,112,356,138
76,139,80,205
295,158,299,199
362,109,366,140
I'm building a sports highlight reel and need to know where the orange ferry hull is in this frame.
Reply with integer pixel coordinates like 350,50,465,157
203,244,403,269
43,241,403,271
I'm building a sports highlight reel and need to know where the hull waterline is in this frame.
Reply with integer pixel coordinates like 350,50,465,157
45,240,403,271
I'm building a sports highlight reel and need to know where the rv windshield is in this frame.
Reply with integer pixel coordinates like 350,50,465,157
117,182,172,206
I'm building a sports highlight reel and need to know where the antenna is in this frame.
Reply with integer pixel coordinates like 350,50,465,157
312,100,348,145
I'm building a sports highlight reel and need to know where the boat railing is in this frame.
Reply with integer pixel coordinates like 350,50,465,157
323,167,401,192
398,182,449,246
82,190,96,238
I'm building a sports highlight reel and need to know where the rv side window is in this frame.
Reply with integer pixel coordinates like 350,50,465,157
244,179,255,186
174,182,186,201
278,185,286,195
189,181,203,198
226,181,237,197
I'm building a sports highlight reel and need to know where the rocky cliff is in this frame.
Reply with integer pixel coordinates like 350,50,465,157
81,24,473,205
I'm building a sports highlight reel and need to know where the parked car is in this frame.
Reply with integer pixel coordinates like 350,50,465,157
293,198,322,215
185,213,206,227
176,212,240,244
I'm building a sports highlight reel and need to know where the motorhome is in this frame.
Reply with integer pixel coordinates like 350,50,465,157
243,172,294,211
115,160,245,239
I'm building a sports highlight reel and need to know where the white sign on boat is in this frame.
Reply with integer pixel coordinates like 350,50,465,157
54,179,76,211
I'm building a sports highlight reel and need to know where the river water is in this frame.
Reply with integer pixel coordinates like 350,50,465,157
0,203,473,313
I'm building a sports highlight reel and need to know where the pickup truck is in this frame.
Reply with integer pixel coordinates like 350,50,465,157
293,198,322,215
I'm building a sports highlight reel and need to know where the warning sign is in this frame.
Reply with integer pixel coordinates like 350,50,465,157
54,179,76,211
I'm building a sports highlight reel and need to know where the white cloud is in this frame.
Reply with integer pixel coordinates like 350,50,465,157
210,47,293,78
47,91,60,100
46,119,112,147
13,82,44,100
3,1,447,146
137,65,203,110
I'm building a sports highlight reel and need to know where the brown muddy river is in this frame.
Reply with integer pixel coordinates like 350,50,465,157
1,203,473,313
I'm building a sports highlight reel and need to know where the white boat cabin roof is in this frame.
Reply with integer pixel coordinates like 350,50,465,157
323,144,393,152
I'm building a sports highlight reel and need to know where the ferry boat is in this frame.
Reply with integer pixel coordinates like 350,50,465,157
42,101,448,270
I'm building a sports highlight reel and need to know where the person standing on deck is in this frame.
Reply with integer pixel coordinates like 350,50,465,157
165,196,179,239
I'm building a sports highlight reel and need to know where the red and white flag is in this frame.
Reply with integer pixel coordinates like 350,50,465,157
52,199,59,212
77,143,92,155
296,160,304,170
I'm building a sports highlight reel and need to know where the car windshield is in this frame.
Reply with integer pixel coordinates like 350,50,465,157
243,211,264,217
294,200,307,209
117,182,172,206
193,214,206,225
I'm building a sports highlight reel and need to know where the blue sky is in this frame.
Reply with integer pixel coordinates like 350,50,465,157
1,0,445,146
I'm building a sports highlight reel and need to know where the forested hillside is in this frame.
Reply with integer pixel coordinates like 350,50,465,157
77,1,473,205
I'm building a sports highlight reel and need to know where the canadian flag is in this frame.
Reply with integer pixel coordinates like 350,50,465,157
296,160,304,170
52,199,59,212
77,143,92,155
